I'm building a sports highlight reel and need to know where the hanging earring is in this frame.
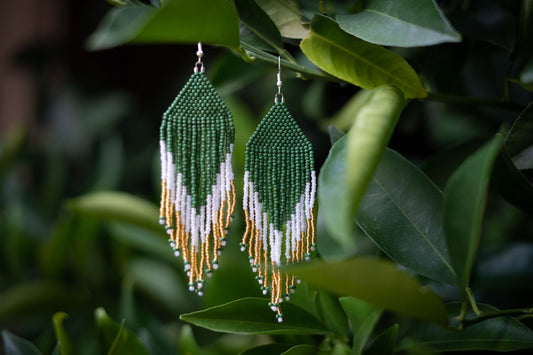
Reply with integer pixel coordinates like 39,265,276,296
159,43,236,296
241,57,316,322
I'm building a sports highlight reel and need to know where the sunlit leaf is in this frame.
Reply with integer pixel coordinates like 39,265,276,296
300,14,427,99
289,258,448,326
337,0,461,47
235,0,283,53
255,0,309,39
87,0,240,50
180,297,328,334
319,86,404,249
443,134,504,296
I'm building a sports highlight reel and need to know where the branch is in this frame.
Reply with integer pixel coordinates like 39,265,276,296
462,308,533,328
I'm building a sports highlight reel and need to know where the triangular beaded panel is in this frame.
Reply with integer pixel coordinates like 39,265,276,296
241,102,316,322
159,72,236,294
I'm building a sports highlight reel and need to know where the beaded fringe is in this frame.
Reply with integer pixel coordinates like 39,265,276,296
159,72,235,294
241,102,316,322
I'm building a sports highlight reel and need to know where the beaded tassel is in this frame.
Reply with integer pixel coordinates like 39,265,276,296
159,43,235,295
241,58,316,323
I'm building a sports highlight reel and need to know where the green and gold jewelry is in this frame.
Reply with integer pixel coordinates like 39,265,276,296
159,43,236,295
242,57,316,322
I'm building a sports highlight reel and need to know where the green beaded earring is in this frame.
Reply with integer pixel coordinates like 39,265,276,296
159,43,236,296
241,57,316,322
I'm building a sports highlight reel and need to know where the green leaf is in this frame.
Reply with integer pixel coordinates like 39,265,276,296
315,292,350,338
493,148,533,214
178,325,200,355
520,57,533,86
346,86,404,215
339,297,382,355
357,149,456,285
400,303,533,352
180,297,328,334
87,0,240,50
337,0,460,47
52,312,74,355
281,344,319,354
95,307,149,355
364,324,398,355
234,0,284,53
68,191,161,234
288,258,448,326
255,0,309,39
319,87,404,249
443,134,504,296
240,344,293,355
126,258,191,313
318,135,353,248
505,102,533,157
300,14,427,99
1,330,43,355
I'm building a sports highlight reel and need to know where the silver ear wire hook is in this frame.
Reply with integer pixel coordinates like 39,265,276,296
194,42,205,73
275,56,284,104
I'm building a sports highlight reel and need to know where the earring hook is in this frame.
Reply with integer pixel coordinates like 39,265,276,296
194,42,205,73
275,56,284,104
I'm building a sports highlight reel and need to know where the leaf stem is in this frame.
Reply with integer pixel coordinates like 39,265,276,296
466,288,481,315
425,92,523,111
462,308,533,328
239,43,338,81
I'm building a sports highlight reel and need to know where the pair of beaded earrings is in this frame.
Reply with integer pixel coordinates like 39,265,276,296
159,43,316,322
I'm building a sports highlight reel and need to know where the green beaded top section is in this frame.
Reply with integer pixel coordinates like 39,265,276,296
245,102,314,230
161,72,234,209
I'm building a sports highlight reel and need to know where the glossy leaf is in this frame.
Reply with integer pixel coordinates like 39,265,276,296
339,297,383,355
1,330,43,355
337,0,460,47
180,297,328,334
255,0,309,39
68,191,161,234
357,148,456,285
300,14,427,99
95,308,149,355
52,312,74,355
281,344,319,354
318,135,352,247
346,86,404,215
400,303,533,352
319,87,404,249
493,148,533,214
364,324,398,355
315,291,350,338
87,0,240,50
235,0,283,53
443,134,503,296
505,102,533,157
288,258,448,326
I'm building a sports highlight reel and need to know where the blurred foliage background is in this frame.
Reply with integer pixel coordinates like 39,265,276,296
1,0,533,354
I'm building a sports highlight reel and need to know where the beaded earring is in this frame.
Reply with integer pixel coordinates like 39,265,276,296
159,43,236,296
241,57,316,322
